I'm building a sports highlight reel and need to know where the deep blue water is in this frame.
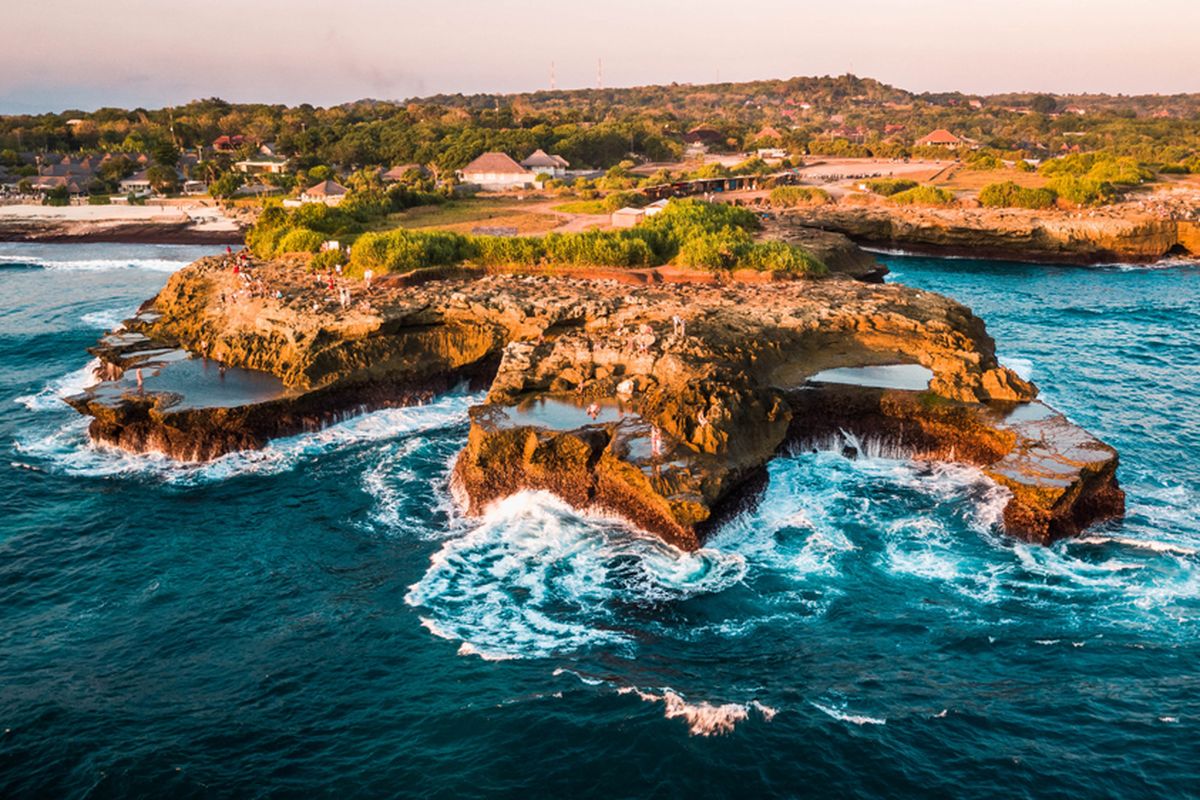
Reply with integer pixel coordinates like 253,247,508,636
2,243,1198,798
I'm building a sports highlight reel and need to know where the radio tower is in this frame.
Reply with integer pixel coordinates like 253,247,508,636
597,58,603,90
549,61,557,90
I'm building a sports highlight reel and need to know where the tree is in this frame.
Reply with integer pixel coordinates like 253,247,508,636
151,140,181,168
209,172,244,198
98,155,135,185
1030,94,1058,114
146,164,179,194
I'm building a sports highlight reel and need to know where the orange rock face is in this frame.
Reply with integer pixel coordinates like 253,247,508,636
68,254,1122,548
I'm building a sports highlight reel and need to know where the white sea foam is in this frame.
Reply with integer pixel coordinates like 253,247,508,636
1074,535,1198,557
0,254,196,273
14,391,479,485
811,701,886,726
617,687,774,736
80,307,131,330
1000,356,1034,381
13,358,101,411
405,490,746,660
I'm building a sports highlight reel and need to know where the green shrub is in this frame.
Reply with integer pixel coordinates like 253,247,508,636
888,185,956,206
542,231,655,267
1045,175,1115,206
471,235,546,267
602,191,646,212
277,227,326,254
87,194,112,205
978,181,1058,209
966,152,1004,170
864,178,918,196
310,249,347,272
349,229,471,275
739,241,827,275
676,229,754,270
768,186,831,207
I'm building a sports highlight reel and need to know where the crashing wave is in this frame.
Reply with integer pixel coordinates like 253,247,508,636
405,490,746,660
13,358,101,411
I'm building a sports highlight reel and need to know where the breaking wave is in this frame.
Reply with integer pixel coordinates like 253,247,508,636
0,243,220,273
12,358,101,411
405,491,747,660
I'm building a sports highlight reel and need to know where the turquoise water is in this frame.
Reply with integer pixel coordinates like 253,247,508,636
2,244,1198,798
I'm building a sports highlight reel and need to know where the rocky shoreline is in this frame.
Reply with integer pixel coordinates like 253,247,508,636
0,204,244,245
65,240,1124,549
776,204,1200,265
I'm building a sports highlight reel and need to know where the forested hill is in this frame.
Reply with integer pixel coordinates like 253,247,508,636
3,74,1200,179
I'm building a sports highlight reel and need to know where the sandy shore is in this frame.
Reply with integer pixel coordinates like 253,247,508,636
0,202,243,244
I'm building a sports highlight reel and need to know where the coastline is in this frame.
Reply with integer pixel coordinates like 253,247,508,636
774,202,1200,266
0,203,245,245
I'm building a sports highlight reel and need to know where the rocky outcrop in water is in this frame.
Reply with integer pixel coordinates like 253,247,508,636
777,204,1200,264
67,251,1123,548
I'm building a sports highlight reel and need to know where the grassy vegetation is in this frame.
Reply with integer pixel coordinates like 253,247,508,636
250,198,825,277
888,185,957,206
1036,153,1152,206
978,181,1058,209
552,191,646,215
767,186,831,207
864,178,919,196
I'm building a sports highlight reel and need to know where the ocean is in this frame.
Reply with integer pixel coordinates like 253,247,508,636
1,242,1198,798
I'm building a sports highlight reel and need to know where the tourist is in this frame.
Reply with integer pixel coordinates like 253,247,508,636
364,269,374,290
135,368,143,392
586,402,600,419
650,426,663,457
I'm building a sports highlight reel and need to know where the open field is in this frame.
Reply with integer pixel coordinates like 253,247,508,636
381,199,561,235
931,166,1049,192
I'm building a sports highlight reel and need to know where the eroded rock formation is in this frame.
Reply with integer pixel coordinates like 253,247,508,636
67,250,1124,549
774,205,1200,264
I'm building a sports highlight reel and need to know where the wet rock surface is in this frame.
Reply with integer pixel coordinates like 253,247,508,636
68,253,1123,547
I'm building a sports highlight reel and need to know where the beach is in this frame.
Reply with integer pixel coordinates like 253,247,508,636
0,201,243,244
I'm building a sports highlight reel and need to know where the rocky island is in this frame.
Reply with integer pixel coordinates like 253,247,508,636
66,238,1124,549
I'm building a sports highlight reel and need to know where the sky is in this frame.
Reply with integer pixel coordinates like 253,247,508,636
2,0,1197,113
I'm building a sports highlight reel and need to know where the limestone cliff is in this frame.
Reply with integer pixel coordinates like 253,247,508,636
66,253,1123,549
777,205,1198,264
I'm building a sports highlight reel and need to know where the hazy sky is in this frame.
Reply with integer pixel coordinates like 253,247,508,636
2,0,1197,113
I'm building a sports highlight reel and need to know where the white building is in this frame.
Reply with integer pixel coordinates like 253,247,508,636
297,179,348,206
520,149,570,178
234,156,289,175
119,170,152,195
610,206,645,228
458,152,538,191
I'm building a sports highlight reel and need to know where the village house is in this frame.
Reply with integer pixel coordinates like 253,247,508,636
212,135,245,153
914,129,965,148
29,175,88,196
610,206,645,228
234,155,289,175
519,149,570,178
381,163,427,183
119,170,153,196
458,152,538,190
298,179,349,206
